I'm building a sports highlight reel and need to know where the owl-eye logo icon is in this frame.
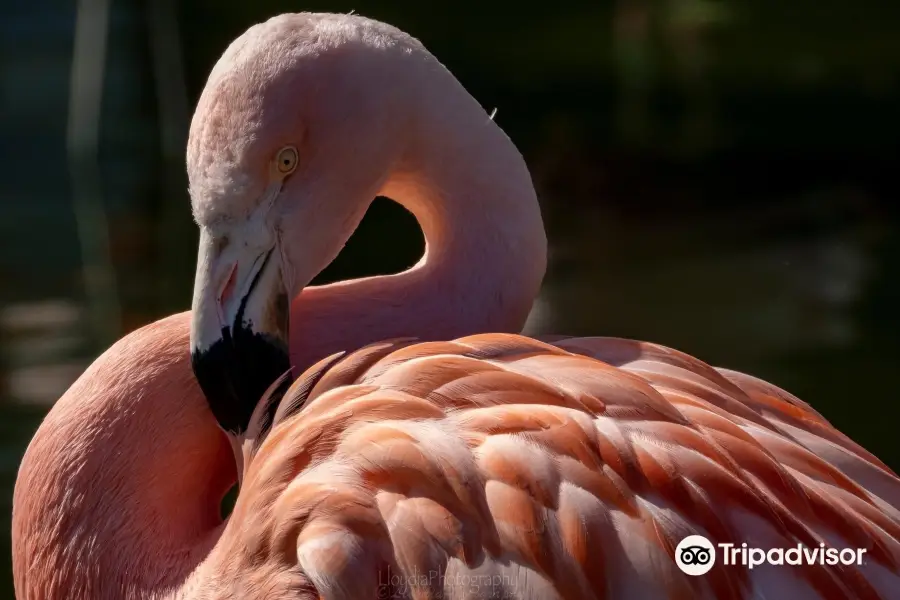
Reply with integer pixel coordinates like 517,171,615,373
675,535,716,576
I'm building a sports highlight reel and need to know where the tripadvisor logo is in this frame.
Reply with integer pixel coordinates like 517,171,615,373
675,535,867,576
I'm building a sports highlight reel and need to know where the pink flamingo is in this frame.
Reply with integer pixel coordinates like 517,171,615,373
13,13,900,600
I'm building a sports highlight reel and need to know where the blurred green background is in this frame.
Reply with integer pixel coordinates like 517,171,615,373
2,0,899,595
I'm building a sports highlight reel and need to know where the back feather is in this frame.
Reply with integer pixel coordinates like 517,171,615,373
224,334,900,600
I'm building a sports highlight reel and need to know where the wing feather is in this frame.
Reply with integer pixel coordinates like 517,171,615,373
222,334,900,599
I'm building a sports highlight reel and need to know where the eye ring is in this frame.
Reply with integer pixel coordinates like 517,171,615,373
275,146,298,175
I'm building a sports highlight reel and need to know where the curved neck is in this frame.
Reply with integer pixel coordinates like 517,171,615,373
290,91,547,370
12,313,234,600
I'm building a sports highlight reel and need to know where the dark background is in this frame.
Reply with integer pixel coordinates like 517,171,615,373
2,1,899,596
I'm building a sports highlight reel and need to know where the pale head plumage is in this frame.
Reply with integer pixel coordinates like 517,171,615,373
187,13,423,233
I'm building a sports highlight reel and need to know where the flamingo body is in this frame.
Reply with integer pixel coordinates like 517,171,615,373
221,332,900,599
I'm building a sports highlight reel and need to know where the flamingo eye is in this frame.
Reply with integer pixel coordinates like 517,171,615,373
275,146,298,175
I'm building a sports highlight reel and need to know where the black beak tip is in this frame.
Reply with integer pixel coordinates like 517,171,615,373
191,326,292,435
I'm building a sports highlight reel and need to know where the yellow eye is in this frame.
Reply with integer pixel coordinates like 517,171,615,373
275,146,298,175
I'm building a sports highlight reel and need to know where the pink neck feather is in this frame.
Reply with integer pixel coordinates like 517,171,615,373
290,101,548,371
12,313,233,598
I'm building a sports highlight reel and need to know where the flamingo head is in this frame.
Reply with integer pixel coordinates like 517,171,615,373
187,13,422,437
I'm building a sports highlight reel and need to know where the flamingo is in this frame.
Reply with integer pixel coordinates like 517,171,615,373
12,12,900,600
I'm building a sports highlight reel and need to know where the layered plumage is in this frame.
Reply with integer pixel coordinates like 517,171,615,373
216,332,900,600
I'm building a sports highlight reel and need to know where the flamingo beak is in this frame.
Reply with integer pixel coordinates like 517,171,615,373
189,228,292,437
